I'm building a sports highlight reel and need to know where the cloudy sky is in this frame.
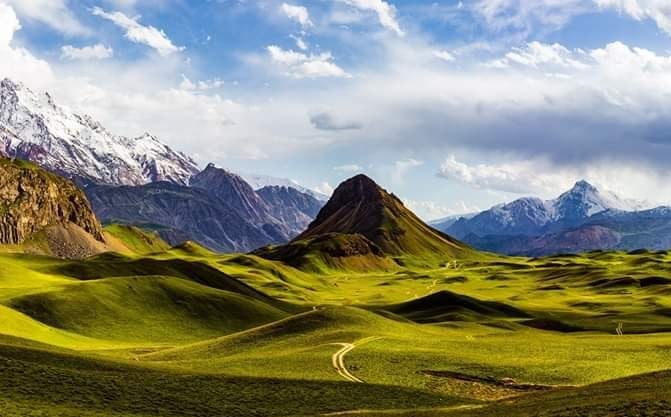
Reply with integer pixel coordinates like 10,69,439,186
2,0,671,219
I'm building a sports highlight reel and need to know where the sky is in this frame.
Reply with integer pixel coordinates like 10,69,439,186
2,0,671,220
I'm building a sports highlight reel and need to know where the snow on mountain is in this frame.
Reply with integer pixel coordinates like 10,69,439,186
241,172,329,201
552,180,648,219
0,78,198,186
446,180,651,239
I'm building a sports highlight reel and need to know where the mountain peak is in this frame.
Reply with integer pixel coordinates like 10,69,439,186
0,77,198,186
570,180,597,193
296,174,470,258
0,77,20,92
190,164,284,233
329,174,386,205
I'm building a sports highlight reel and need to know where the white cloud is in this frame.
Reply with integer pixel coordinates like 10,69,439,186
471,0,589,33
281,3,313,27
291,35,309,51
0,4,53,90
179,75,225,91
0,3,20,47
472,0,671,36
595,0,671,34
92,7,184,56
434,50,455,62
315,181,335,196
493,41,590,70
4,0,89,36
267,45,350,78
61,44,114,61
404,199,480,221
438,154,569,195
334,164,363,172
338,0,404,36
391,158,423,185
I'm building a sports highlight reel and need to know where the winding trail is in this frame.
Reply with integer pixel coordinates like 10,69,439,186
332,336,382,383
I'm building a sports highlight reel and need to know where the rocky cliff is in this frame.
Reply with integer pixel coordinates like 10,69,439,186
0,158,104,245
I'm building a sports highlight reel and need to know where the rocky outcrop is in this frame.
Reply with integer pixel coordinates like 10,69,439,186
0,159,104,244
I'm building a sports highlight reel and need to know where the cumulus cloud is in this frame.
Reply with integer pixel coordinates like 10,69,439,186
281,3,313,27
4,0,89,36
267,45,350,78
61,44,114,61
0,4,53,89
338,0,404,36
310,111,362,131
437,154,569,195
92,7,184,56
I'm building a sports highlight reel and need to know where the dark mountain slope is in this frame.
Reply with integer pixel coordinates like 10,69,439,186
296,174,470,258
85,182,278,253
190,164,277,227
257,185,324,235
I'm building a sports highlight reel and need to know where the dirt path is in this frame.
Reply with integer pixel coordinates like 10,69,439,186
332,336,382,383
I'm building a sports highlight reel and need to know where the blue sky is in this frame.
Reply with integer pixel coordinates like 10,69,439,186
2,0,671,219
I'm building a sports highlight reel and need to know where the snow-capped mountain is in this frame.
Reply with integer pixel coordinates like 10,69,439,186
0,78,198,186
445,180,650,239
440,180,664,256
552,180,647,220
242,172,329,201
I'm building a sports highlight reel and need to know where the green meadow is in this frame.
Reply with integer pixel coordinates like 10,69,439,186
1,226,670,416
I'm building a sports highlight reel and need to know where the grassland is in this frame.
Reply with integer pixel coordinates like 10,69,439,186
0,231,670,416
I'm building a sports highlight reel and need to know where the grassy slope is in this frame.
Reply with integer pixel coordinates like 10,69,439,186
0,246,670,415
104,224,171,255
0,336,461,417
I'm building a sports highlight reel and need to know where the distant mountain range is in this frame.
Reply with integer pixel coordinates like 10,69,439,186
242,173,329,201
0,78,323,252
85,165,323,253
433,180,671,256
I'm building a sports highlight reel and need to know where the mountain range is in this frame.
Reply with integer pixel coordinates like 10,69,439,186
433,180,671,256
0,78,323,252
5,76,671,256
